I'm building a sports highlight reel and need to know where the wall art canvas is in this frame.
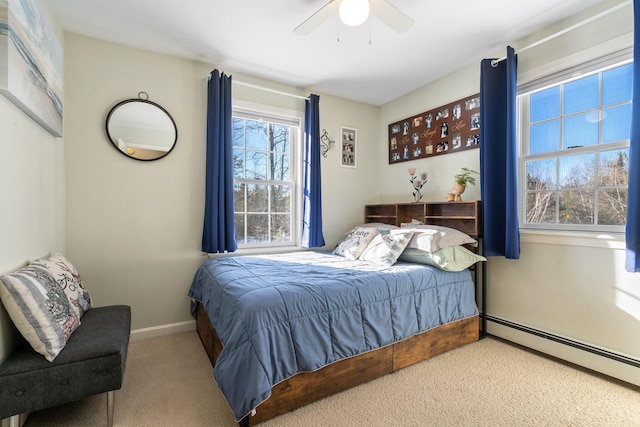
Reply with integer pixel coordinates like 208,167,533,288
388,93,479,164
0,0,63,136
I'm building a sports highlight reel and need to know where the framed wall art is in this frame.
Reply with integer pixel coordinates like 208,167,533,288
340,126,356,168
0,0,63,137
388,93,480,164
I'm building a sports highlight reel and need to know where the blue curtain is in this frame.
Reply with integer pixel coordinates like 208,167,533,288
480,46,520,259
301,94,326,248
627,0,640,272
202,70,237,254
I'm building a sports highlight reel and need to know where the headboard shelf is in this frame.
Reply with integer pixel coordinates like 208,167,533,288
425,215,476,219
365,201,482,237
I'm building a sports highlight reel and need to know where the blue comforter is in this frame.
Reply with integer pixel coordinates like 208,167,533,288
188,251,477,421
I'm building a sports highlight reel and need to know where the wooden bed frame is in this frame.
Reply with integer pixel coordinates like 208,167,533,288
194,306,478,426
194,201,482,425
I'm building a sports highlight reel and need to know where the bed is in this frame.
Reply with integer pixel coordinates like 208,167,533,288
189,201,483,426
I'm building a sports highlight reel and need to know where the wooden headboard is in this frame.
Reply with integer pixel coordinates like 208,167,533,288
364,201,482,238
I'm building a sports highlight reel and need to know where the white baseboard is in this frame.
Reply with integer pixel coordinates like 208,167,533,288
129,320,196,342
487,316,640,388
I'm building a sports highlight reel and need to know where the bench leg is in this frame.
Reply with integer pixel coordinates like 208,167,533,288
8,415,20,427
107,391,114,427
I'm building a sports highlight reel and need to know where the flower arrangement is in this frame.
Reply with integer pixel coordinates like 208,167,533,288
408,168,428,202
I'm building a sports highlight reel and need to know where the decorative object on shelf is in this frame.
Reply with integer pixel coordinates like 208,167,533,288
320,129,335,158
0,0,63,137
447,167,479,201
340,126,357,168
388,93,480,164
408,168,428,202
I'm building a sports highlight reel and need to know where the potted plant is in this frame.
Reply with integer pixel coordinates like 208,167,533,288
448,167,479,201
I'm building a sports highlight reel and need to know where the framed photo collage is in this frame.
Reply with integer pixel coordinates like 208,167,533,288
388,93,480,164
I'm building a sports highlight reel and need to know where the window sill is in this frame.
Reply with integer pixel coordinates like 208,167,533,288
519,229,625,249
206,245,306,258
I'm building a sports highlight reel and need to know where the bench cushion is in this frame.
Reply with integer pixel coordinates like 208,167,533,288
0,305,131,419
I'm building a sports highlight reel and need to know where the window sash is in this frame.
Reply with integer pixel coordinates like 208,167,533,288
232,108,301,248
518,58,631,233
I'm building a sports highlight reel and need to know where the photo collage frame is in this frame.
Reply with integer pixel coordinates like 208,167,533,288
388,93,480,164
340,126,356,168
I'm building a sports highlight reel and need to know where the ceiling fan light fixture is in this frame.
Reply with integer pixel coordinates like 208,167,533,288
338,0,370,27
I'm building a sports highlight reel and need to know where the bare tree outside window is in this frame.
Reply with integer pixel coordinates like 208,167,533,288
521,61,631,231
232,115,297,246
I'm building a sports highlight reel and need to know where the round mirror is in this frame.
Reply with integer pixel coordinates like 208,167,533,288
106,94,177,161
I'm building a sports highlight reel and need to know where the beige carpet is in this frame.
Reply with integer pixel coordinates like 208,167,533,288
24,331,640,427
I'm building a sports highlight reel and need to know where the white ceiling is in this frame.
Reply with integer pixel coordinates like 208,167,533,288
48,0,608,106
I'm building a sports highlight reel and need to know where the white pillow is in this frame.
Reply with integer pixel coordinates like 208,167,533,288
333,226,380,260
355,222,398,229
401,224,477,253
360,228,415,266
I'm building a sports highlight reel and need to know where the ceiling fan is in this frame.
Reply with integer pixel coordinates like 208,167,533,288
294,0,414,35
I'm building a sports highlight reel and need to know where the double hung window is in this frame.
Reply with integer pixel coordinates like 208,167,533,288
232,107,301,247
519,55,632,232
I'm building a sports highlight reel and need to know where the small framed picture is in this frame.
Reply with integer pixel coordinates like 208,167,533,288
340,126,356,168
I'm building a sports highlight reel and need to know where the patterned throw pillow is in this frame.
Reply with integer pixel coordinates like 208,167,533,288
332,226,380,260
359,228,415,266
0,254,92,361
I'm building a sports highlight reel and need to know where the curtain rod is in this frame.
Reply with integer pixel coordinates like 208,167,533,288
492,0,631,66
234,80,310,101
205,73,309,101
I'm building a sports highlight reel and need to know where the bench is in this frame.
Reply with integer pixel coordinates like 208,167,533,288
0,305,131,427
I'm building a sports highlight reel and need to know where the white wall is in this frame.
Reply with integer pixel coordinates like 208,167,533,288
62,33,380,331
378,0,640,385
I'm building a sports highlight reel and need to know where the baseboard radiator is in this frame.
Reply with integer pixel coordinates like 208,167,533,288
486,315,640,369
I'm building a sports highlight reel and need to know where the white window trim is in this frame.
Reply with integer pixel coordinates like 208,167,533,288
520,229,625,250
515,33,633,246
232,99,304,251
517,33,633,89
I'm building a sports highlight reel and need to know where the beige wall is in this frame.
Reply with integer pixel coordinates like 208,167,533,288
378,0,640,385
0,1,65,363
62,33,380,331
3,0,639,389
379,65,482,204
0,96,65,363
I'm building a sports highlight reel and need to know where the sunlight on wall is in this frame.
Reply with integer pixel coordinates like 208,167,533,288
614,250,640,322
615,288,640,322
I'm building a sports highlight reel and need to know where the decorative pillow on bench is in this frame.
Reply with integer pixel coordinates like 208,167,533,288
0,254,92,361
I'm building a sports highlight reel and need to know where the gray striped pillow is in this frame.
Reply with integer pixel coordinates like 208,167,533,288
0,254,92,361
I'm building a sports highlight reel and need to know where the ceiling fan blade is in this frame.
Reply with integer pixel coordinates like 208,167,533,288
370,0,414,33
294,1,340,35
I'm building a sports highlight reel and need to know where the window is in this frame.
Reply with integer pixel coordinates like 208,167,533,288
232,107,301,247
519,59,631,232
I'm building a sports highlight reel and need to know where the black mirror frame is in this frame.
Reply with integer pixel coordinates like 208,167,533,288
105,96,178,162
